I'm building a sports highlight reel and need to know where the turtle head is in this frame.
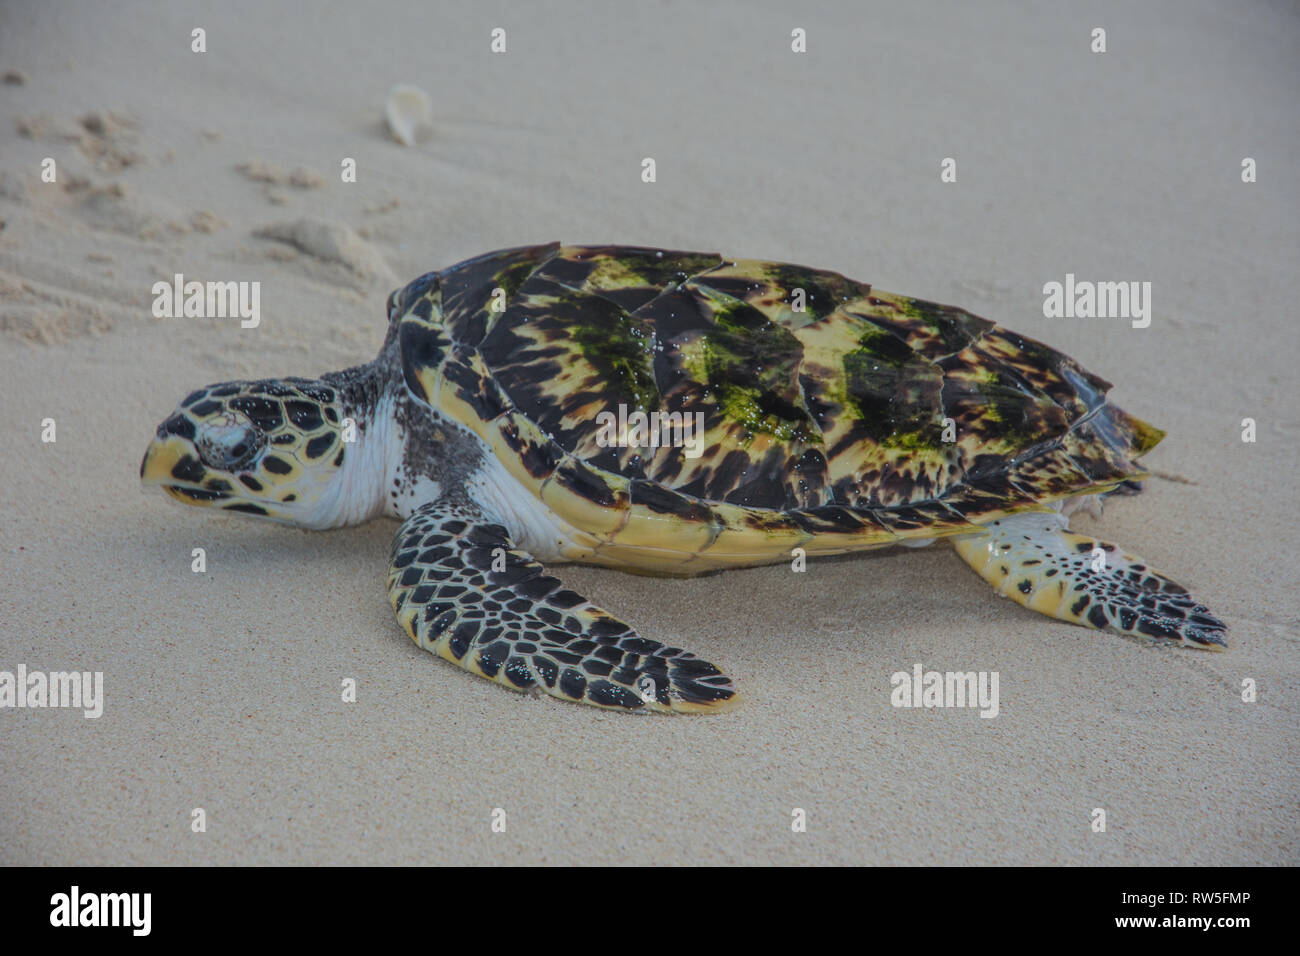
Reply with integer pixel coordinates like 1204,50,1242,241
141,378,376,529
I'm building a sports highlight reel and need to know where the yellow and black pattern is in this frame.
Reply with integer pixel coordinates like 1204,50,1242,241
392,244,1163,557
952,512,1227,649
139,377,347,523
141,244,1229,715
388,500,738,712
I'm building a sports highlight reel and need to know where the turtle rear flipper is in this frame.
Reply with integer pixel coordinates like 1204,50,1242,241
388,501,739,712
953,511,1228,649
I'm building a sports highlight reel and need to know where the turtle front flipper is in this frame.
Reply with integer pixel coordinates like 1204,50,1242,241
952,511,1228,649
387,501,739,712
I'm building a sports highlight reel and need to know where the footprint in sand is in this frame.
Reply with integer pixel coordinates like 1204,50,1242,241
253,218,395,287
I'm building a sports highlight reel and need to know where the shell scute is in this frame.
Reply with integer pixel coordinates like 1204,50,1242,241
477,288,651,465
542,245,724,312
438,243,560,348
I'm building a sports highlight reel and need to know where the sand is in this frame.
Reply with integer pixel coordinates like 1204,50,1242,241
1,0,1296,865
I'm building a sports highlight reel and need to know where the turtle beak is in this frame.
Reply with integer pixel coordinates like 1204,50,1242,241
141,436,180,487
141,436,233,508
140,436,202,490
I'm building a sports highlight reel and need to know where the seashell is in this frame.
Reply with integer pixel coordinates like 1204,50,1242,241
385,84,432,146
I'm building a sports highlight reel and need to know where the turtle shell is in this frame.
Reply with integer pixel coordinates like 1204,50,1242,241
392,244,1163,571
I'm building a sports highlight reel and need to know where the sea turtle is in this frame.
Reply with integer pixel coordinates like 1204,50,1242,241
141,243,1227,713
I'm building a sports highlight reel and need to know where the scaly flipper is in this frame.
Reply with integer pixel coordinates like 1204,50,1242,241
387,500,739,712
952,511,1227,649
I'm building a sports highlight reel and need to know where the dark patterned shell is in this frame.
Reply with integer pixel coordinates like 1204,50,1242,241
391,244,1162,564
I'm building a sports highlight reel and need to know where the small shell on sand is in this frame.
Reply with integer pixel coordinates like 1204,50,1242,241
384,84,431,146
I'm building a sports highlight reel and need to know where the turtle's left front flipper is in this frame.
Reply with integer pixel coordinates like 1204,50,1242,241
953,511,1228,649
387,500,738,713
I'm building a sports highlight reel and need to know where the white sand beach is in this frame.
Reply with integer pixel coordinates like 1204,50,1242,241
1,0,1296,865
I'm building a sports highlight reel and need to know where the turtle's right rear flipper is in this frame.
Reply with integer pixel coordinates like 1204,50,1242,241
387,500,739,713
953,511,1228,649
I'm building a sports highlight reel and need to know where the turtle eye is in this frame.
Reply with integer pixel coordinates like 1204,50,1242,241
197,422,264,471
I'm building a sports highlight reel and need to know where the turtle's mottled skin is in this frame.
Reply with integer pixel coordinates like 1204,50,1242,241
142,244,1227,713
